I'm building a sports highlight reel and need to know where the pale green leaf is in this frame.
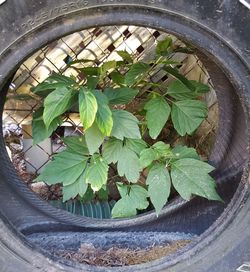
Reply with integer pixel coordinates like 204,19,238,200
63,136,89,155
172,145,200,160
124,62,150,87
104,87,138,105
152,141,171,157
43,87,73,127
63,172,88,202
101,60,117,74
111,110,141,140
85,122,105,154
116,50,133,63
171,100,208,136
32,107,62,145
156,37,172,56
146,163,171,215
93,90,113,136
117,146,140,183
139,148,158,169
170,158,222,201
36,150,88,186
145,96,171,139
85,155,109,191
112,196,137,218
126,138,147,155
79,88,98,130
129,185,149,210
102,138,123,164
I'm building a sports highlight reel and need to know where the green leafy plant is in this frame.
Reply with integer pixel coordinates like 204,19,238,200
31,37,222,218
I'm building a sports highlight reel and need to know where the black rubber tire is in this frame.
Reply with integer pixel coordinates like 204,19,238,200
0,1,249,271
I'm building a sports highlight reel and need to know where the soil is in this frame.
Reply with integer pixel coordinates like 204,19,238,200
56,240,190,267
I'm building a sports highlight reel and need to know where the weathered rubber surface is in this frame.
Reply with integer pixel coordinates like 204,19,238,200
0,1,249,271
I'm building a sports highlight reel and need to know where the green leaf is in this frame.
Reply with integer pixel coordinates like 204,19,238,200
111,110,141,140
101,61,117,74
79,88,98,130
63,136,89,155
117,146,140,183
156,37,172,56
43,87,73,127
171,100,208,136
85,155,109,191
139,148,158,169
167,80,198,100
47,73,76,85
171,158,222,201
152,141,172,157
80,67,101,76
167,80,210,100
85,122,105,155
124,62,150,87
104,87,138,105
86,76,99,89
129,185,149,210
31,82,66,98
93,90,113,136
112,196,137,218
110,71,125,86
112,184,149,218
36,150,88,186
125,138,147,155
102,138,123,164
146,163,171,215
63,172,88,202
172,145,200,160
32,107,62,145
144,96,171,139
116,50,133,63
164,66,195,91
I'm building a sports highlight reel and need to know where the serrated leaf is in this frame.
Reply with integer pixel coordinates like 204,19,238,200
152,141,172,157
102,138,123,164
172,145,200,160
86,76,99,89
171,158,222,201
171,100,208,136
101,60,117,74
112,196,137,218
111,110,141,140
156,37,172,56
36,150,88,186
146,163,171,215
104,87,138,105
112,184,149,218
110,71,125,86
144,96,171,139
124,62,150,87
116,50,133,63
85,155,108,191
129,185,149,210
167,80,198,100
126,138,147,155
79,88,98,130
93,90,113,136
63,172,88,202
117,146,140,183
164,66,195,91
31,82,66,98
43,87,73,128
167,80,210,100
139,148,158,169
32,107,62,145
85,122,105,154
63,136,89,155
